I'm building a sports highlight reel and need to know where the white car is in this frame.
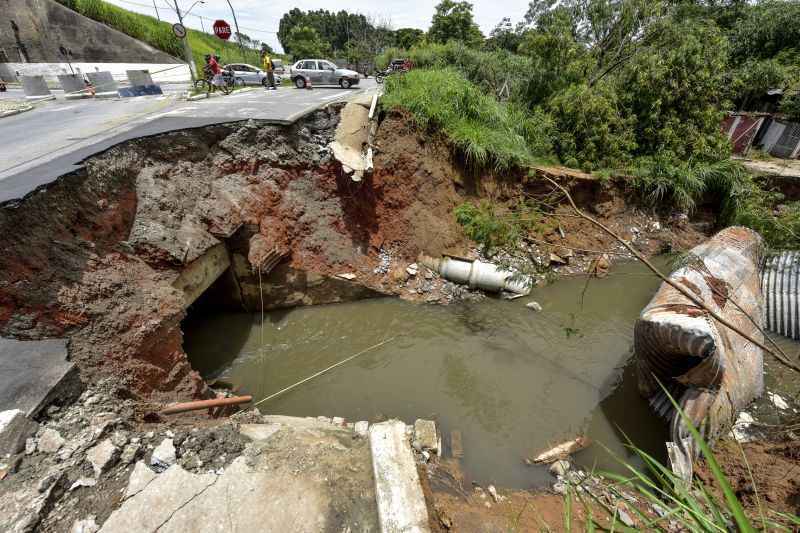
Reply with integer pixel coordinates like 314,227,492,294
223,63,282,87
290,59,360,89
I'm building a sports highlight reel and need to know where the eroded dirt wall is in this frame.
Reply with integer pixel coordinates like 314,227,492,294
0,107,469,401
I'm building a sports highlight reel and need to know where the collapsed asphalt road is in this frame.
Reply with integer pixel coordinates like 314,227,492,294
0,80,377,204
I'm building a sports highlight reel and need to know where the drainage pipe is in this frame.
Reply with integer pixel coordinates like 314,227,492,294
425,256,531,295
159,395,253,415
761,251,800,340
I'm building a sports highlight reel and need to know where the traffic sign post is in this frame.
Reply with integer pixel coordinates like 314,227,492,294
213,20,232,40
172,23,187,39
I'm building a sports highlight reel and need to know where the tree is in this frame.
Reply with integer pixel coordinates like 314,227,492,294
285,26,329,59
278,8,377,57
260,42,274,55
486,17,522,53
394,28,425,49
428,0,484,46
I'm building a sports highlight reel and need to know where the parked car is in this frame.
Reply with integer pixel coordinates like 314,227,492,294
290,59,360,89
223,63,282,87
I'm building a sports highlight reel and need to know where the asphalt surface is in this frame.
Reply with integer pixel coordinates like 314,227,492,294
0,80,376,204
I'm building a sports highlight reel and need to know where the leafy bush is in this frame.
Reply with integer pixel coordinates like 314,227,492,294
454,202,519,251
548,83,636,171
382,68,554,170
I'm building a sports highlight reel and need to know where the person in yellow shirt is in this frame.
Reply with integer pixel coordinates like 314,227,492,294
261,52,276,90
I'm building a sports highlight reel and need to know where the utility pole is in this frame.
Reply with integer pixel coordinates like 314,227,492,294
172,0,197,80
198,15,205,33
225,0,246,62
152,0,160,21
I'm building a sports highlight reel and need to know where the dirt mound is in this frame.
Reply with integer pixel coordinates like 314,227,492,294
696,438,800,522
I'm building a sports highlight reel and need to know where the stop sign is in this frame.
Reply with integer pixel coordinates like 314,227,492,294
213,20,232,40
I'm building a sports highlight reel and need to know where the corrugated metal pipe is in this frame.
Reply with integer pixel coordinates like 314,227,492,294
761,251,800,339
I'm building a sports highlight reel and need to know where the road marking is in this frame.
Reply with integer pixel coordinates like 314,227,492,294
320,91,350,101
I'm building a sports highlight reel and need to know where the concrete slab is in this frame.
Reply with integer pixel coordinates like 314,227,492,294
0,337,73,416
104,419,380,532
0,409,39,456
369,420,431,533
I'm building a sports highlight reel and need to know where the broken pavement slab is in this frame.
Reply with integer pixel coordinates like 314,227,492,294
0,337,74,417
370,420,431,533
102,416,380,532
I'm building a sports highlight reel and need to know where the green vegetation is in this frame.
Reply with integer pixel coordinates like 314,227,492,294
383,69,553,171
56,0,264,74
559,388,800,531
379,0,800,250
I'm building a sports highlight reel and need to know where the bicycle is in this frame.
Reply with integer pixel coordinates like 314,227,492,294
193,71,233,95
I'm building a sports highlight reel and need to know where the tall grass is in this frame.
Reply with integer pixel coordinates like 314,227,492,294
382,68,554,171
56,0,263,74
560,386,800,531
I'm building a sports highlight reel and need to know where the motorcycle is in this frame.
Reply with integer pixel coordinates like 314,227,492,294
375,59,411,84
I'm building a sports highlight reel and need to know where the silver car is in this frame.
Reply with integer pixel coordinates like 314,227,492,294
223,63,282,87
290,59,360,89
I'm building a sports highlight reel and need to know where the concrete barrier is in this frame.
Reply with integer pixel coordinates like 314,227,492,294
86,71,119,97
118,69,163,97
21,75,54,101
57,73,91,99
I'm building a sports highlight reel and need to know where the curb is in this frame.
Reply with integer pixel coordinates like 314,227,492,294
0,105,34,119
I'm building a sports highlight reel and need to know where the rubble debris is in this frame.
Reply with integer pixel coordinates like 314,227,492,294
526,301,543,312
548,459,571,477
414,419,441,454
71,515,100,533
635,227,764,480
38,428,66,453
421,255,531,296
767,391,790,410
487,485,502,503
336,273,358,280
531,436,591,464
151,438,177,472
730,411,758,443
406,263,419,277
86,438,118,477
354,421,369,437
69,478,97,491
450,430,464,459
0,409,39,456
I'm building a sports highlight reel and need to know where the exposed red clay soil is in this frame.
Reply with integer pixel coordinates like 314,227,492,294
696,437,800,524
0,106,710,406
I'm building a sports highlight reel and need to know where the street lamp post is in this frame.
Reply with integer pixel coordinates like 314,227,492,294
172,0,198,81
225,0,247,62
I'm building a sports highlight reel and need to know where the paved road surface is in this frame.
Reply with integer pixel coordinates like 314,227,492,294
0,81,376,203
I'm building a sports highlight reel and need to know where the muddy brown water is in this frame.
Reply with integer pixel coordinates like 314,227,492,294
184,259,721,488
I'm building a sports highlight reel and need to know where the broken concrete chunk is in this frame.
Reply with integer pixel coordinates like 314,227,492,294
767,391,789,410
526,301,543,312
354,421,369,437
69,477,97,491
0,409,39,456
151,438,176,472
406,263,419,276
369,420,431,533
413,419,440,454
38,428,66,453
549,459,571,477
120,443,141,464
26,437,37,454
71,516,100,533
239,424,280,442
125,461,158,500
87,438,118,478
336,272,357,281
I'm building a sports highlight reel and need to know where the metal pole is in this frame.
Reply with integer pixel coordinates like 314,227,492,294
152,0,160,20
173,0,197,81
199,15,205,33
225,0,246,62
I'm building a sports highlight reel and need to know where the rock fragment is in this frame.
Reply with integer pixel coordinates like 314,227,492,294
0,409,39,456
38,428,66,453
413,419,440,454
151,438,176,472
86,438,118,477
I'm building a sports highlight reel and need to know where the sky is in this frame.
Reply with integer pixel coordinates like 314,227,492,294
104,0,532,53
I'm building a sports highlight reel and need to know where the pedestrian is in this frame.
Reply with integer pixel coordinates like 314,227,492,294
262,52,276,90
208,54,224,89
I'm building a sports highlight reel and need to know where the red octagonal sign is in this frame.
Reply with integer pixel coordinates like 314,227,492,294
213,19,232,40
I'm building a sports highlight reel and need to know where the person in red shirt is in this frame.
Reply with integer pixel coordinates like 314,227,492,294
208,55,225,89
